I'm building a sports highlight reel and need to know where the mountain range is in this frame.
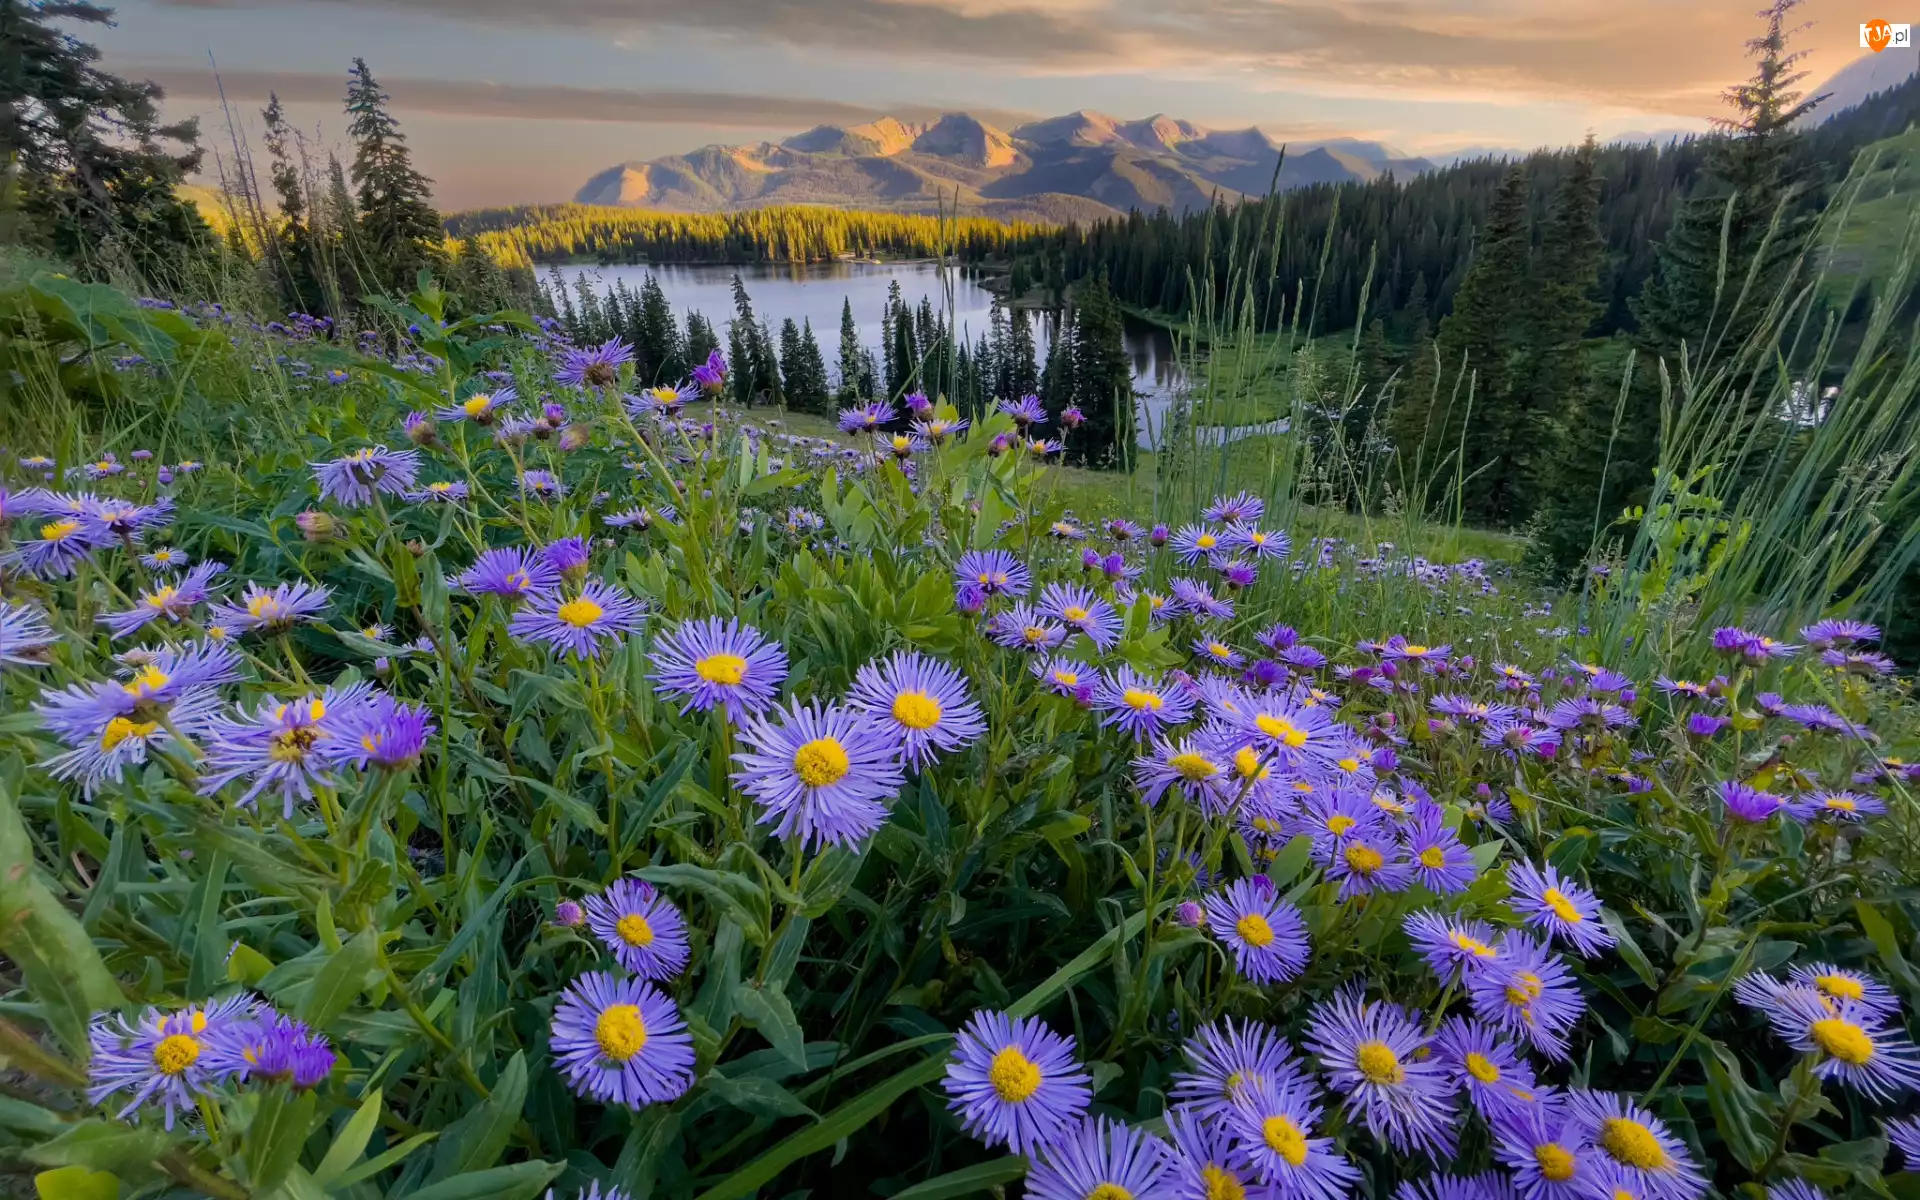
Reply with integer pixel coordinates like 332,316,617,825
572,110,1437,222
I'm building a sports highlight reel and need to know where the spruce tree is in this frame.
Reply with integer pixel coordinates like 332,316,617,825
1434,165,1531,522
778,318,806,411
1007,307,1040,400
345,58,445,295
1065,273,1134,468
261,93,323,315
685,311,721,371
797,320,830,414
836,298,863,401
3,0,209,281
636,274,683,384
1632,0,1822,361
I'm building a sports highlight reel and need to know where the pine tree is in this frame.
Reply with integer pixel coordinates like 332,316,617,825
796,319,830,414
1065,273,1134,469
778,318,806,411
888,295,919,399
1632,0,1823,361
344,58,445,296
685,311,721,371
260,92,324,314
836,298,863,402
3,0,209,281
1434,165,1532,522
1007,307,1040,400
635,274,683,384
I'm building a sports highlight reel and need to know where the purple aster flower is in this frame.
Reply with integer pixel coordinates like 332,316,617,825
1193,637,1244,669
139,547,192,571
1733,985,1920,1102
1543,696,1634,731
1886,1116,1920,1169
1654,677,1712,701
1224,1074,1361,1200
540,536,593,579
87,995,258,1128
691,348,727,392
1326,824,1412,898
1779,963,1901,1019
557,338,636,389
1803,616,1883,649
1506,861,1614,958
1766,1183,1825,1200
1405,807,1476,895
838,400,898,434
1170,524,1227,565
1717,780,1784,823
456,547,560,602
549,972,695,1108
1228,695,1342,773
406,479,470,504
509,580,643,661
1466,933,1585,1060
99,561,227,639
1134,736,1233,811
1822,649,1897,676
1148,523,1170,546
986,603,1065,653
1279,644,1329,672
626,383,697,418
955,549,1031,598
847,650,986,771
1683,712,1729,738
1789,790,1885,821
80,495,174,543
519,469,566,500
1398,1174,1522,1200
206,1011,336,1089
1027,1117,1173,1200
1384,636,1450,663
1169,1018,1305,1121
912,415,969,444
1494,1103,1598,1200
1225,526,1290,562
1404,911,1503,985
585,878,690,981
942,1009,1092,1154
1562,1091,1707,1200
1037,583,1121,651
1169,577,1235,621
403,410,438,447
1095,666,1196,741
649,616,788,721
1432,1016,1543,1121
1107,518,1145,541
196,687,370,816
1204,492,1265,525
1201,877,1309,984
436,387,515,425
1483,718,1560,760
0,602,58,669
9,515,104,578
332,691,435,771
955,583,988,615
731,699,904,850
1165,1108,1259,1200
1303,987,1458,1157
1032,655,1094,700
998,393,1048,428
311,445,421,508
208,580,331,635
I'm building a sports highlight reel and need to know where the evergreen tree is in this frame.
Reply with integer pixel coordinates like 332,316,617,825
1007,307,1040,400
795,319,830,414
2,0,209,281
1434,165,1532,522
261,93,324,315
888,294,919,399
635,274,683,384
344,58,445,295
727,321,753,406
685,310,721,370
836,298,863,402
1064,273,1134,468
778,318,806,410
1632,0,1823,361
881,281,905,392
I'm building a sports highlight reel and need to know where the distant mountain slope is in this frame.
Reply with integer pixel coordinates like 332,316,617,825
573,109,1436,220
1808,41,1920,123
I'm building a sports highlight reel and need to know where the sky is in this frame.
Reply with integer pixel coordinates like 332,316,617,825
94,0,1890,210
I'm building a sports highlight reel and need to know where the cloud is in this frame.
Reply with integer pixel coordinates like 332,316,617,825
151,0,1815,115
135,64,1037,130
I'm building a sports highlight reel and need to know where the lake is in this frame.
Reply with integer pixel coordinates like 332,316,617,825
549,261,1189,447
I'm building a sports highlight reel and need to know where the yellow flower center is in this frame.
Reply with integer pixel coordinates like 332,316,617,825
1535,1144,1576,1182
100,717,158,751
463,395,493,416
1355,1040,1403,1084
430,482,453,493
987,1046,1042,1102
1337,756,1361,773
1196,534,1217,550
1344,844,1384,875
615,913,655,947
1255,715,1309,748
40,520,79,541
1419,847,1446,869
594,1003,648,1061
1542,888,1584,923
144,586,179,610
892,691,943,730
1052,670,1081,687
1814,973,1865,1001
1087,1187,1133,1200
1449,931,1497,959
694,652,748,685
1122,688,1164,711
1403,644,1429,655
793,737,851,788
247,594,278,617
1465,1051,1501,1083
1599,1118,1670,1169
1326,814,1356,836
122,665,171,695
1023,626,1050,644
1169,752,1219,781
1208,643,1232,658
1823,797,1858,812
1234,748,1268,780
152,1033,201,1075
1063,605,1090,622
1809,1017,1875,1065
1202,1164,1247,1200
557,597,604,628
1262,1115,1309,1166
268,727,321,764
1506,971,1544,1009
1236,913,1276,947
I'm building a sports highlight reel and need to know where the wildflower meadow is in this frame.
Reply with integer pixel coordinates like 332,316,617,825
0,268,1917,1200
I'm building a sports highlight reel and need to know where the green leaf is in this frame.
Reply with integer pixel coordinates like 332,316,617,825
227,943,275,986
1266,835,1315,886
637,864,768,945
0,774,123,1055
889,1157,1029,1200
799,847,866,918
1601,910,1659,990
735,982,808,1069
324,1131,437,1191
299,928,382,1029
245,1086,319,1193
33,1167,119,1200
1702,1044,1771,1171
311,1087,383,1187
395,1161,563,1200
24,1121,173,1176
703,1073,817,1119
428,1053,528,1181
